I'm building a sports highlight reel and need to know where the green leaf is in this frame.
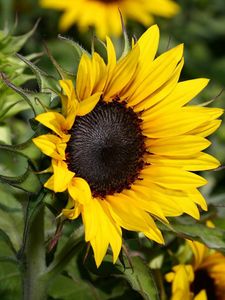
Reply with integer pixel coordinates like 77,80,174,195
0,260,21,299
88,255,159,300
161,220,225,252
0,166,41,194
0,229,17,256
0,134,41,161
48,274,101,300
0,185,23,251
119,256,160,300
43,227,84,281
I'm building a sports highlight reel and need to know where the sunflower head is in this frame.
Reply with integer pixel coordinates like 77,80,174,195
33,25,223,267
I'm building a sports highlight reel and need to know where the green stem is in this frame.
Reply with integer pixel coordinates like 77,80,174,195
23,203,47,300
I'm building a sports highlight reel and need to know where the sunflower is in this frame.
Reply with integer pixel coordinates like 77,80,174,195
165,240,225,300
40,0,180,38
33,25,222,267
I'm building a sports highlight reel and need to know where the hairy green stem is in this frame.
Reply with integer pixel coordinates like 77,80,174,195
23,203,47,300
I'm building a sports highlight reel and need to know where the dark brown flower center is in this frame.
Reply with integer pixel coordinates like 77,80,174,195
66,100,145,198
191,269,218,300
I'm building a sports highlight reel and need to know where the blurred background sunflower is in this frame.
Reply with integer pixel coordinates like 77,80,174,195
166,240,225,299
39,0,179,38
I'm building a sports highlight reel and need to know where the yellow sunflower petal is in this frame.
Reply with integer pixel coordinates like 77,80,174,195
194,290,207,300
76,53,93,100
92,52,107,92
59,9,79,32
146,152,220,171
33,134,66,160
44,160,74,193
106,194,164,244
59,79,78,129
188,119,222,137
59,79,75,100
62,198,82,220
82,199,122,267
187,240,209,269
106,36,116,69
142,78,209,121
165,264,194,300
77,92,101,116
68,177,92,205
135,24,160,81
141,166,207,189
142,107,223,138
127,44,183,106
132,182,184,217
146,135,211,157
122,188,168,223
104,45,140,100
35,112,68,138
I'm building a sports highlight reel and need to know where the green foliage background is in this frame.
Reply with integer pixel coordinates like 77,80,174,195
0,0,225,299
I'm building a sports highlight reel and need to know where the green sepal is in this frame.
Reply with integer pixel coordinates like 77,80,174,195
58,35,89,76
0,73,51,116
16,53,60,94
0,20,39,55
119,10,131,59
43,43,76,81
0,166,41,194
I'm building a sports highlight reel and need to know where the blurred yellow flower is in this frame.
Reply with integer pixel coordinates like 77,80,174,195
33,25,222,267
40,0,180,37
166,240,225,300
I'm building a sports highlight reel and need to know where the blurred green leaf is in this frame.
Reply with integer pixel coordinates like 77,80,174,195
48,274,100,300
0,228,17,255
162,220,225,253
